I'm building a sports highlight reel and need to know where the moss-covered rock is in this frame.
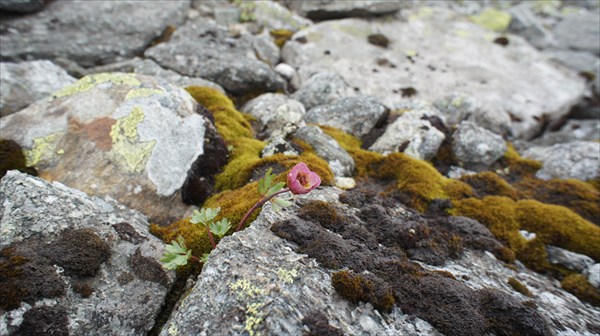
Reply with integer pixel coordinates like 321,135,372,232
561,274,600,307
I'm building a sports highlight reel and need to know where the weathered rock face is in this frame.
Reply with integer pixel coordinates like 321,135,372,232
291,71,356,110
283,0,403,20
145,20,285,95
282,7,586,139
0,72,227,225
0,0,190,67
88,57,225,93
522,141,600,181
0,171,174,335
553,11,600,55
236,0,312,31
452,121,507,170
305,96,388,138
369,110,445,160
241,93,306,140
0,60,76,117
0,0,45,13
160,187,599,335
294,125,355,177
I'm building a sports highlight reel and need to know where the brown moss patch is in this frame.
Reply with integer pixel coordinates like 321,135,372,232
270,29,294,48
129,248,169,287
14,305,69,336
460,172,520,200
302,311,344,336
500,143,542,181
507,277,533,297
331,270,395,313
561,274,600,307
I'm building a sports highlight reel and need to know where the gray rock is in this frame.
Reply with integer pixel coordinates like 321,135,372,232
282,9,586,139
237,0,312,31
369,110,445,160
0,60,76,117
294,125,355,177
514,119,600,150
291,71,356,110
546,246,595,273
252,31,281,66
584,263,600,289
522,141,600,181
0,171,174,335
283,0,402,20
305,96,387,137
88,57,224,93
274,63,297,80
0,0,45,13
159,188,440,336
0,0,190,67
553,10,600,55
0,72,227,225
145,21,284,95
452,121,507,169
545,49,600,76
213,7,241,26
261,136,299,158
433,93,511,136
447,166,476,179
508,2,554,49
241,93,306,139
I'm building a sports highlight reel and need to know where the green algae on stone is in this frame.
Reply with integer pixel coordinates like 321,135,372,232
52,73,142,99
109,106,156,173
470,8,512,32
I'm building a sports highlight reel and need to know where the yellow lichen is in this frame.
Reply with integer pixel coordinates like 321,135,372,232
52,73,141,99
469,8,512,32
125,88,164,100
244,302,265,336
109,106,156,172
24,132,65,167
229,279,263,300
277,268,298,284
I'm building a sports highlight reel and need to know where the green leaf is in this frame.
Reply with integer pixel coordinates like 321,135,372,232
258,167,275,195
266,182,285,197
200,253,210,263
210,218,232,238
160,236,191,270
270,196,293,212
190,207,221,225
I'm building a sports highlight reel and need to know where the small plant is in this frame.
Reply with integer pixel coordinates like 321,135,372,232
160,162,321,270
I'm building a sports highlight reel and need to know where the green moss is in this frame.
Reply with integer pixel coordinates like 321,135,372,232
203,182,262,231
215,137,265,191
150,219,214,264
502,143,542,179
331,270,395,313
461,172,521,200
270,29,295,48
507,277,533,297
561,274,600,307
451,196,600,272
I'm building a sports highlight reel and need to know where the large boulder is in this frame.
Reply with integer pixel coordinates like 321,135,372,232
0,72,227,225
0,171,174,335
0,60,76,117
160,187,599,335
145,21,284,95
282,7,586,139
0,0,190,67
452,121,507,170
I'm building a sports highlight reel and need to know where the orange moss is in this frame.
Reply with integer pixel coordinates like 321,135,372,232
561,274,600,307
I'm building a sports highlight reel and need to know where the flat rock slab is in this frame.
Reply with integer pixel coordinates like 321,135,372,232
282,7,586,139
0,171,174,335
0,72,214,224
0,0,190,67
145,20,284,95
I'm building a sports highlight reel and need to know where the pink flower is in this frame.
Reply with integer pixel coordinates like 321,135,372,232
287,162,321,194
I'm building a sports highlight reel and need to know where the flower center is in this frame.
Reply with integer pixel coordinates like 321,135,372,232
297,172,310,187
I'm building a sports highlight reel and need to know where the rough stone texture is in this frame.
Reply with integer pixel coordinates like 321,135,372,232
0,72,226,225
584,264,600,289
522,141,600,181
291,71,355,110
514,119,600,150
452,121,507,169
145,20,284,95
507,2,554,49
261,136,299,158
0,0,45,13
433,93,511,136
546,246,595,273
553,10,600,55
160,187,599,335
282,8,586,139
305,96,387,138
0,171,174,336
274,63,297,80
283,0,402,20
0,60,76,117
241,93,306,140
294,125,355,177
369,110,445,160
237,0,312,31
159,188,441,336
88,57,224,93
0,0,190,67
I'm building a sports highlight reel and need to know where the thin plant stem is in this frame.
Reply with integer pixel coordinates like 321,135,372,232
190,255,201,263
235,188,290,232
205,225,216,249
